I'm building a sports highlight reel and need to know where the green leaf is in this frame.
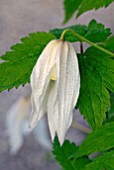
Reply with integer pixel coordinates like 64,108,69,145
77,0,114,17
53,137,90,170
102,36,114,51
50,25,88,42
74,122,114,158
108,92,114,118
73,158,91,170
50,20,111,43
77,44,114,129
84,150,114,170
63,0,114,22
63,0,82,23
0,32,55,92
103,37,114,121
84,19,111,43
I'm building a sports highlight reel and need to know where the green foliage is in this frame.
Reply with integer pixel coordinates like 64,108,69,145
0,32,55,92
63,0,114,22
102,36,114,51
84,19,111,43
63,0,82,23
84,150,114,170
50,19,111,43
77,0,114,17
77,41,114,128
53,137,90,170
50,24,87,42
53,136,114,170
74,122,114,158
107,92,114,120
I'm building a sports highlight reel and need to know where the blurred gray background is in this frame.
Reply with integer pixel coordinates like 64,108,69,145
0,0,114,170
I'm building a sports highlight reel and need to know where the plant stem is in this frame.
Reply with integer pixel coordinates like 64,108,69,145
72,121,91,134
80,42,83,54
60,29,114,57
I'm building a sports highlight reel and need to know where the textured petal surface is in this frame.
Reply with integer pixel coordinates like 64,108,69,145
30,40,59,128
29,95,46,129
55,42,80,145
47,81,57,141
29,81,54,129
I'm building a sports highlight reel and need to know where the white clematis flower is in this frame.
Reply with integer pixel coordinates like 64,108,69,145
6,96,30,154
30,39,80,145
6,96,52,154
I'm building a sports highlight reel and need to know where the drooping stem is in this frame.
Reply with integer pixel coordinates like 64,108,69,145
72,121,91,134
60,29,114,57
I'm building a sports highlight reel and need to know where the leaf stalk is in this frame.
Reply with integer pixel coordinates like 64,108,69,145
72,121,91,134
60,29,114,57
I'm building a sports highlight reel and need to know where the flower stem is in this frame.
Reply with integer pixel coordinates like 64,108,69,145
72,121,91,134
60,29,114,57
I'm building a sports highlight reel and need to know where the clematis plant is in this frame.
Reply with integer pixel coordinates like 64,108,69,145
1,0,114,169
29,39,80,145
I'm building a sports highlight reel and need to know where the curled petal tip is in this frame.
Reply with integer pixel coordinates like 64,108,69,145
29,122,37,131
57,132,65,146
29,114,39,130
51,134,56,143
59,137,64,146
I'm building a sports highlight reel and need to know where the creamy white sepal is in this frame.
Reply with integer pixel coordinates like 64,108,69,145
30,40,59,129
55,42,80,145
47,81,57,141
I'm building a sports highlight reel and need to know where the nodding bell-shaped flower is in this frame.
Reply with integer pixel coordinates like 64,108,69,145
29,39,80,145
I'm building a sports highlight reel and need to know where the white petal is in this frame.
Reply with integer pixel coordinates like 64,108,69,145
47,81,57,141
31,40,58,102
29,81,53,129
47,41,67,142
6,96,30,154
30,40,59,128
55,42,80,145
